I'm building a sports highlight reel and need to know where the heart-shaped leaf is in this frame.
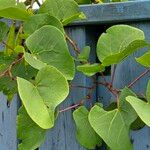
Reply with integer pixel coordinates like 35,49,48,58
17,106,47,150
23,14,64,35
126,80,150,127
89,105,132,150
38,0,85,25
97,25,146,66
25,25,75,80
126,96,150,127
17,66,69,129
73,106,102,149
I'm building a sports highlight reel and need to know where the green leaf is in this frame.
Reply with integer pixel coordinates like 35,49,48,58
0,53,23,101
97,25,146,66
23,14,64,35
5,23,15,55
89,105,132,150
136,51,150,67
12,61,37,80
0,21,9,42
146,80,150,101
105,102,117,111
17,106,47,150
77,46,90,62
62,12,86,26
14,46,25,54
73,106,102,149
17,66,69,129
0,0,15,8
0,54,37,101
77,63,105,76
25,25,75,80
126,96,150,127
0,52,37,101
38,0,84,25
0,52,16,74
119,87,137,127
0,76,17,101
0,0,31,21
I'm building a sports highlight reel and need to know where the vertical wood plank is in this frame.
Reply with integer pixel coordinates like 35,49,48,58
97,76,112,107
95,25,112,107
40,26,97,150
0,95,18,150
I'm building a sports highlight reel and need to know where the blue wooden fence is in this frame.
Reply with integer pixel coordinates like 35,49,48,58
1,1,150,150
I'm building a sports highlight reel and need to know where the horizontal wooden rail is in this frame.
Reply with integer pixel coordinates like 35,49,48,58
71,0,150,25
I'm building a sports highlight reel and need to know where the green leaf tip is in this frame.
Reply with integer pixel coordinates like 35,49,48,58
17,66,69,129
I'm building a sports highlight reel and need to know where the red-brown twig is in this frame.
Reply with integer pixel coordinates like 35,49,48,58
59,103,82,113
96,80,120,106
0,54,24,80
59,90,95,113
60,83,96,113
65,34,80,55
128,68,150,88
65,34,121,107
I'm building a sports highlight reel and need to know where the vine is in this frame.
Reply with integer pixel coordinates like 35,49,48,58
0,0,150,150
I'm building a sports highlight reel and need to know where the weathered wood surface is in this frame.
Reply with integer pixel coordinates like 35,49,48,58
73,0,150,25
0,95,18,150
0,1,150,150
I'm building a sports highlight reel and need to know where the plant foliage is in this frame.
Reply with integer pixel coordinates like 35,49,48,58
0,0,150,150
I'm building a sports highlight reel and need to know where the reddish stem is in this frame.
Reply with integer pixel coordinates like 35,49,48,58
128,68,150,88
65,34,80,55
96,80,120,106
60,83,96,113
0,54,23,80
59,103,81,113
